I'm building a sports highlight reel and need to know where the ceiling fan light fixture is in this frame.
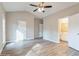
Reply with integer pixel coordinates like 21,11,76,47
38,8,44,12
29,2,52,13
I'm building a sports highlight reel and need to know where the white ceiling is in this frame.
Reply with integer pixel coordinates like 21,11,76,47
2,2,79,18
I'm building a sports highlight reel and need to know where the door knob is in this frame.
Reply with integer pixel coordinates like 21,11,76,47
77,33,79,35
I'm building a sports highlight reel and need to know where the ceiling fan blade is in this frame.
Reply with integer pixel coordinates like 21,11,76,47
30,4,37,7
33,9,38,12
44,6,52,8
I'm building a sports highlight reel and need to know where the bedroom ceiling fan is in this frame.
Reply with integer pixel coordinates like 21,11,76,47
29,2,52,13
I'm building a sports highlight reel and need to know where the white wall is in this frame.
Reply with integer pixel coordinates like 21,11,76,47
44,19,58,43
43,17,59,43
0,3,6,54
68,13,79,51
43,4,79,43
6,12,35,42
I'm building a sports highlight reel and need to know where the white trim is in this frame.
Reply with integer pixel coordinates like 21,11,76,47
0,42,6,54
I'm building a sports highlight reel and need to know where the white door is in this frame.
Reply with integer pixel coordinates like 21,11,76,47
16,20,26,42
68,13,79,51
0,13,6,54
39,24,43,37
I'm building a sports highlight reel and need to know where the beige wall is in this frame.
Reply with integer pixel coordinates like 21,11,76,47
0,4,6,54
6,12,35,42
43,3,79,43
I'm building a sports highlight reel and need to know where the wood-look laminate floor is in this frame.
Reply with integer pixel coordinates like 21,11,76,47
1,39,79,56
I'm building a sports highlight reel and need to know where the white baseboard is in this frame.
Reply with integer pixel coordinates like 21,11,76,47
44,38,60,43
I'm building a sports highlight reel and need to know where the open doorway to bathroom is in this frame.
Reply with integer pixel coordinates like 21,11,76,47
58,17,68,43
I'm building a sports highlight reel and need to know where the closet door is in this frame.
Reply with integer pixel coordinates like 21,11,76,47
39,24,43,38
68,13,79,51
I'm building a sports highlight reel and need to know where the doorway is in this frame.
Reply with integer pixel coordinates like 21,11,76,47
58,17,68,42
